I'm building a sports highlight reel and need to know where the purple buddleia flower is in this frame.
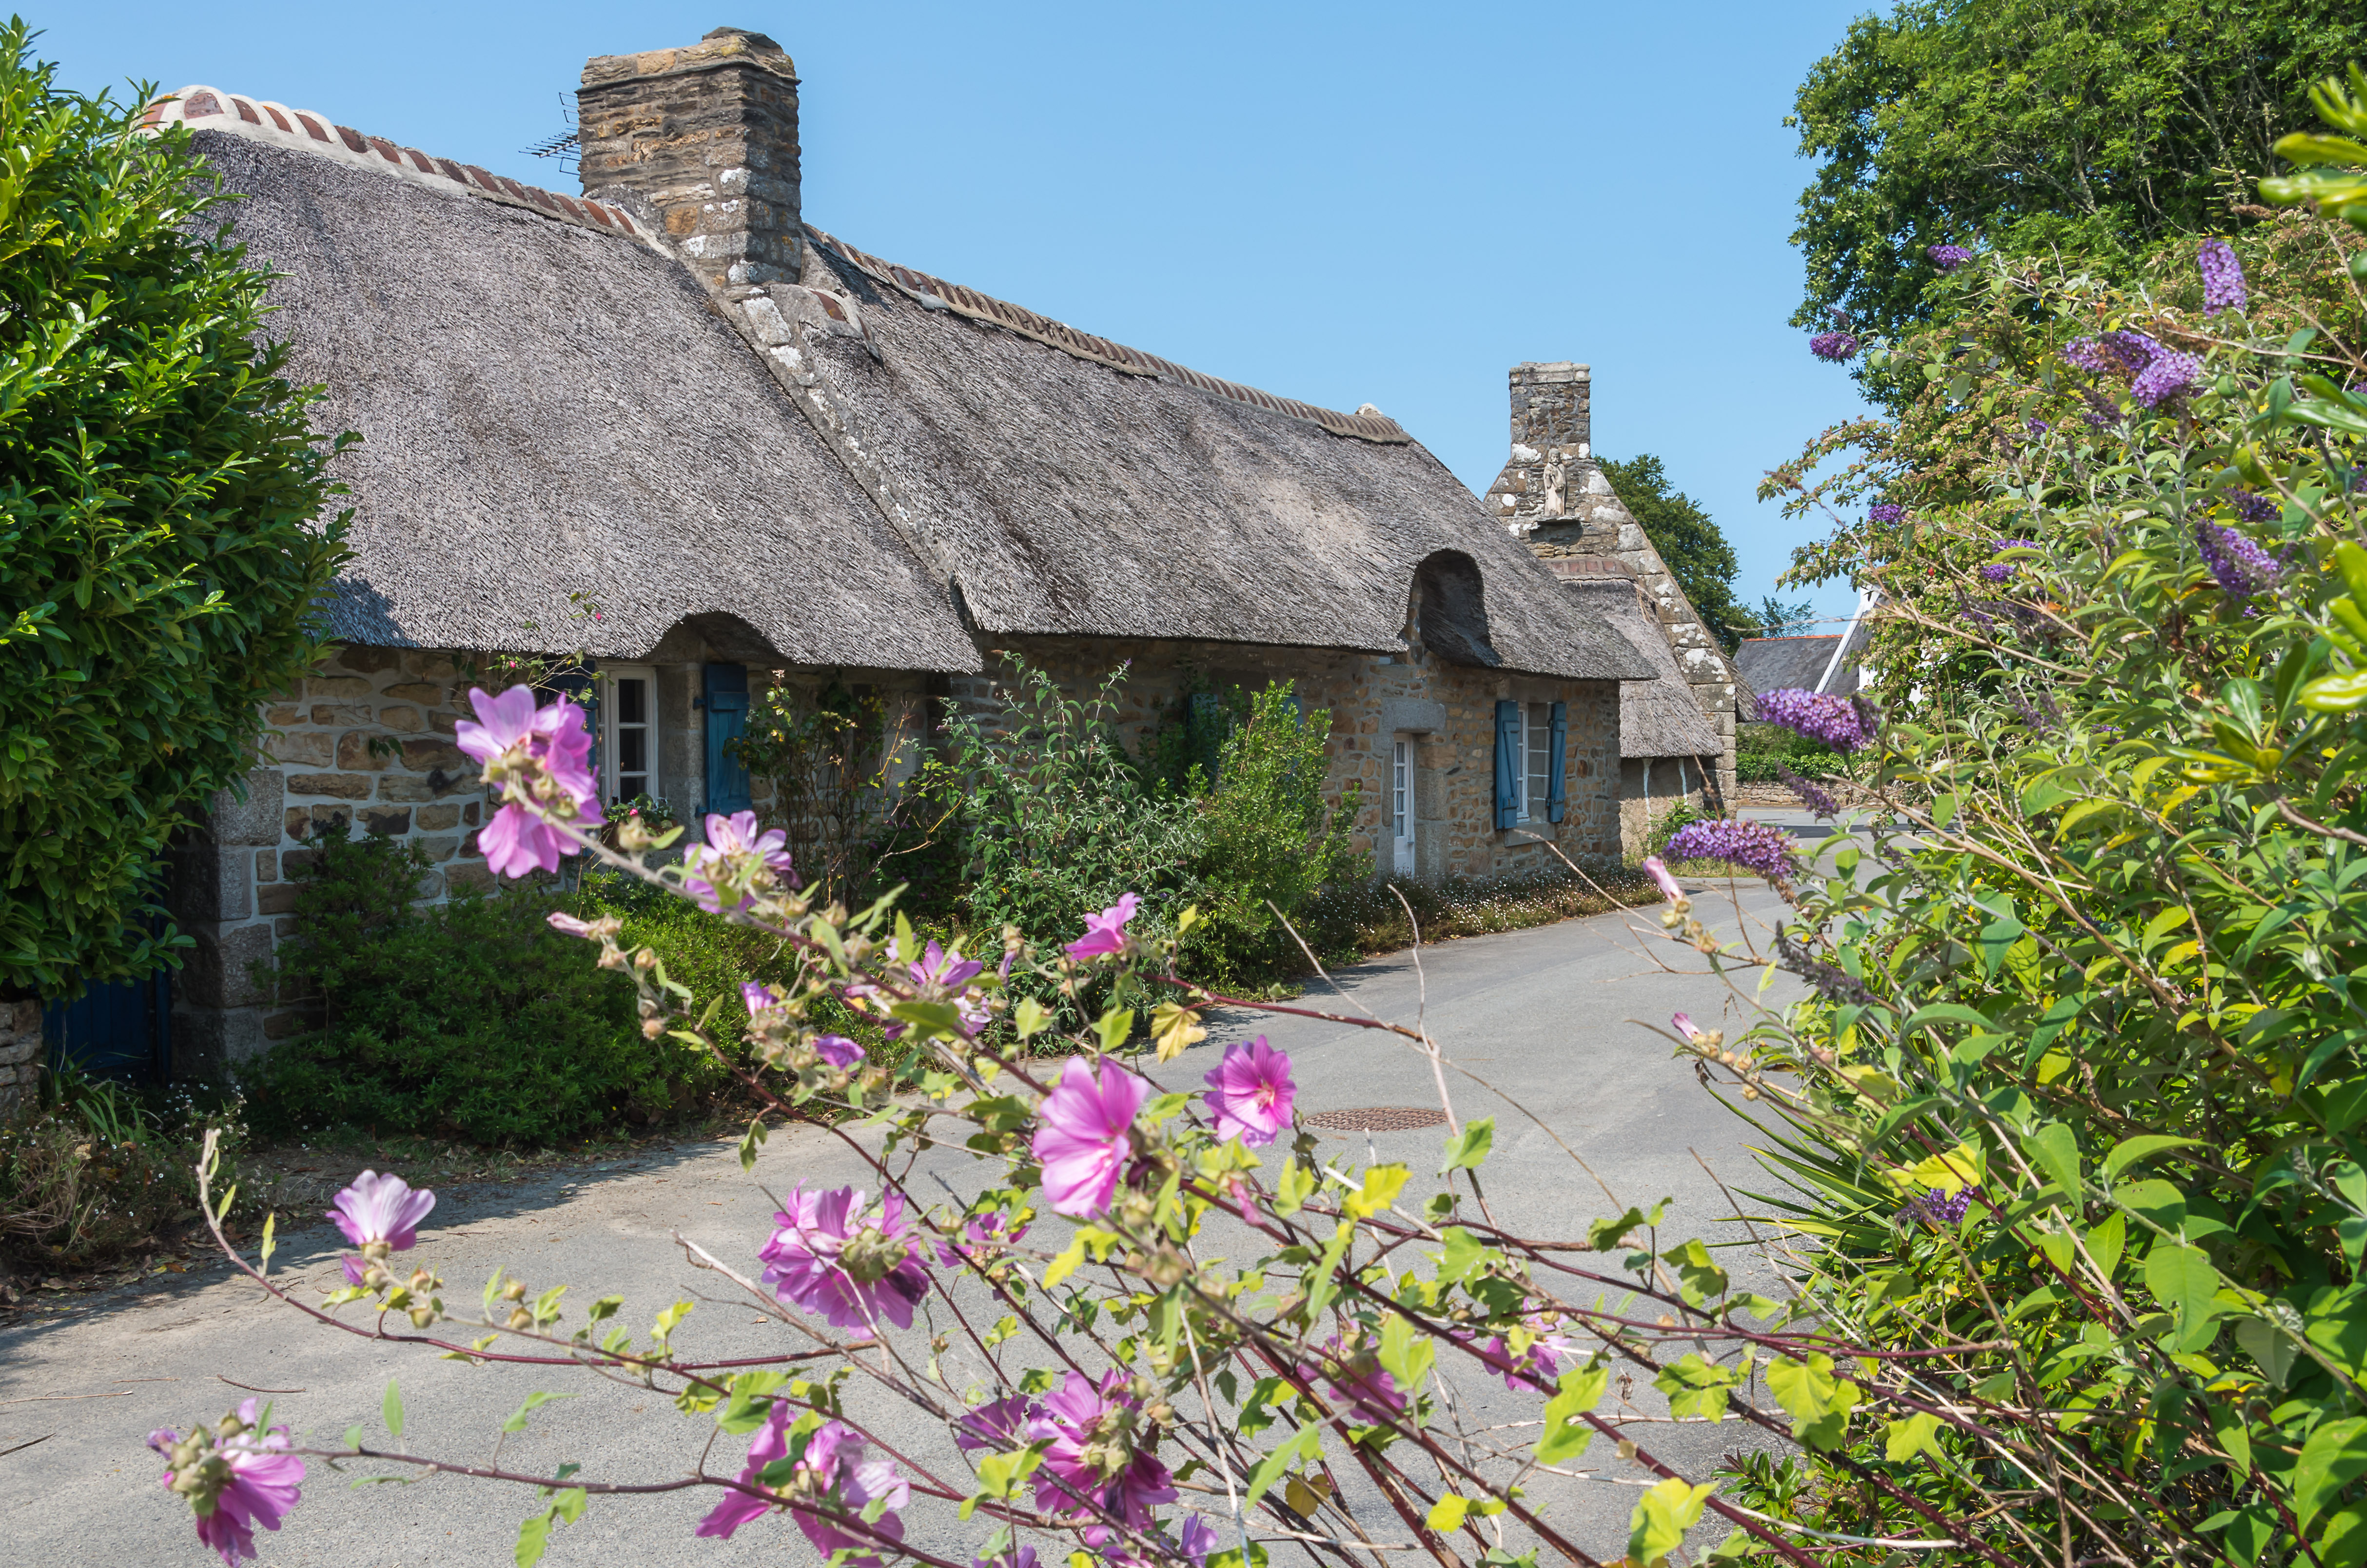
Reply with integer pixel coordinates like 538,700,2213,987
2195,522,2282,600
2132,349,2203,409
2227,489,2278,523
1981,537,2037,582
1978,563,2015,582
2007,690,2061,732
1774,764,1839,819
1662,818,1800,880
1898,1186,1979,1227
1810,331,1860,362
2077,386,2120,429
1775,929,1873,1005
2063,331,2158,379
1868,503,1904,524
2025,416,2051,437
1926,243,1973,272
1752,689,1871,753
2198,239,2247,314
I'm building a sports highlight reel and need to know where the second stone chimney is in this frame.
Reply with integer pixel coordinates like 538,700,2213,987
577,27,802,292
1482,362,1592,540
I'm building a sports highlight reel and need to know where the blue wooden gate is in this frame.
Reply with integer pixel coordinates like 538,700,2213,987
42,967,171,1084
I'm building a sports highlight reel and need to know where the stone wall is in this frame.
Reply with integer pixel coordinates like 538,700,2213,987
1484,362,1742,796
169,646,491,1075
1619,756,1716,855
0,998,42,1114
966,636,1624,881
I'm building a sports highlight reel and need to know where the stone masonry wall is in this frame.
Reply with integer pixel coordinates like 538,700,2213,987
0,998,42,1115
169,646,489,1075
1483,362,1742,797
962,637,1623,882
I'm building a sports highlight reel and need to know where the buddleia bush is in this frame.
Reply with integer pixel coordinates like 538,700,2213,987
1715,70,2367,1565
0,23,347,996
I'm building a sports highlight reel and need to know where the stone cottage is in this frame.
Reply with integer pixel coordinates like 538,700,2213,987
142,27,1655,1074
1480,364,1737,847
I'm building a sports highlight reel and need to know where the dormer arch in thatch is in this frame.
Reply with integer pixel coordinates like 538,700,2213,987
1411,550,1503,669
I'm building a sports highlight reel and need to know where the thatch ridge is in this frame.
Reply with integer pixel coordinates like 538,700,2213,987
781,244,1654,681
205,132,979,672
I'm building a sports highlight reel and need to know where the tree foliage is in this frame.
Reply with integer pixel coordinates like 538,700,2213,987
1598,453,1757,649
1788,0,2367,356
0,25,348,997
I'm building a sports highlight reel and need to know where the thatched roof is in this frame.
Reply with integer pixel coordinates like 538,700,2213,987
174,85,1647,685
1736,634,1860,714
188,120,980,672
776,235,1652,682
1561,580,1721,758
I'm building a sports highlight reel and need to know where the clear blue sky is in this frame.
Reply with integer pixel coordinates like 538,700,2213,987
43,1,1877,635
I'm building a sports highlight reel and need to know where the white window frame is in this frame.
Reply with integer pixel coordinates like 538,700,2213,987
1523,702,1553,822
1390,735,1416,875
600,665,659,806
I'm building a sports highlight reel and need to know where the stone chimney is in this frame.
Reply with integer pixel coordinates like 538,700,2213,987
1482,362,1593,541
577,27,802,293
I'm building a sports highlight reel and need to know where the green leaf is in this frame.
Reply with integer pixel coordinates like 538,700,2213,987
1377,1311,1435,1394
1013,998,1051,1039
2294,1417,2367,1531
1535,1362,1609,1464
1582,1206,1651,1251
501,1391,577,1434
2143,1243,2223,1351
1275,1160,1315,1217
1094,1007,1135,1054
2104,1135,2204,1183
1427,1495,1469,1532
889,999,964,1039
1661,1237,1729,1305
1627,1476,1715,1567
383,1379,405,1440
1243,1423,1323,1511
2026,1122,2081,1196
516,1514,552,1568
1885,1412,1941,1463
1439,1117,1494,1174
1766,1355,1859,1450
1433,1226,1485,1282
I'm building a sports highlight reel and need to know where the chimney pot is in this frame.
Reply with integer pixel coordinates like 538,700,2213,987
577,28,802,290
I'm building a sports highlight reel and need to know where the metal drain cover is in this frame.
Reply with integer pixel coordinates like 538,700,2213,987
1303,1106,1448,1132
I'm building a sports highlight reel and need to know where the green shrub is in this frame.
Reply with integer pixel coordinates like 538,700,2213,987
1181,683,1363,986
1734,721,1843,782
0,23,349,996
242,837,714,1146
1,1062,248,1267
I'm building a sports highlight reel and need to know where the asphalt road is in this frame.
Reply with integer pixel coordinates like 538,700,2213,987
1,874,1809,1568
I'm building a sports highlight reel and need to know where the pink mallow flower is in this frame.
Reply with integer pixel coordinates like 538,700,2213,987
1483,1316,1577,1393
1032,1058,1149,1218
1671,1013,1702,1042
1027,1370,1177,1538
696,1407,909,1561
685,810,799,915
1065,892,1142,960
759,1186,932,1332
455,685,604,879
149,1399,306,1567
327,1171,434,1255
1642,856,1686,902
1202,1037,1295,1147
952,1392,1039,1452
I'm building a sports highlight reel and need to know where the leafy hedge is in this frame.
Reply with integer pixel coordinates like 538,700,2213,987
0,25,348,995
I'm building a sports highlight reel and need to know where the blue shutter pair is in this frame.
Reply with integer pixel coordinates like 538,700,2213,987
1491,700,1570,830
704,663,752,816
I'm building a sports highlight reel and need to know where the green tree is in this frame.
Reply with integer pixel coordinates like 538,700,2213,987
1788,0,2367,361
1597,453,1757,650
0,24,349,997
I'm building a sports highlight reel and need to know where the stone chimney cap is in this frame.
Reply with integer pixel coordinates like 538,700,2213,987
583,28,797,88
1511,361,1589,383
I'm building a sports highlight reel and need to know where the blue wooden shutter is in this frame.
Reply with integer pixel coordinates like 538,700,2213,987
1492,700,1520,830
1546,700,1568,823
704,663,751,816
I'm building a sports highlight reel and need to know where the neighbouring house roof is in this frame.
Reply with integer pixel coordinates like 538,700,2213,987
1561,580,1721,758
1736,633,1860,713
158,87,1650,686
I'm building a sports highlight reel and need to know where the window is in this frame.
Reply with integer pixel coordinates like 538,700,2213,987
1392,738,1409,841
602,666,658,804
1526,702,1552,820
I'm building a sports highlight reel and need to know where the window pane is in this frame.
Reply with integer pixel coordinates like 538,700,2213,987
1527,703,1550,816
620,772,649,799
616,678,647,725
619,728,646,774
1393,740,1408,837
